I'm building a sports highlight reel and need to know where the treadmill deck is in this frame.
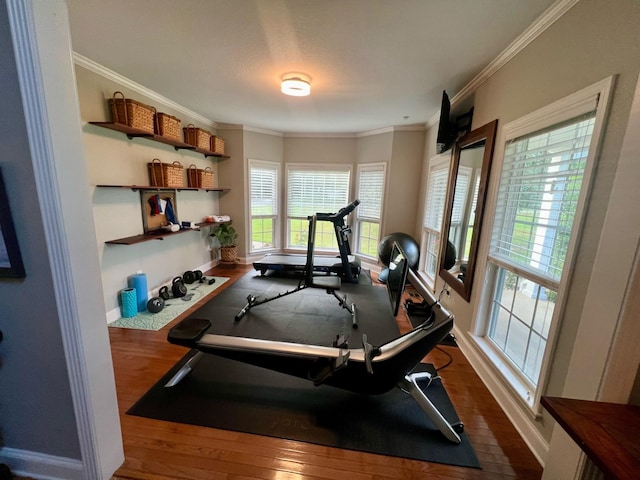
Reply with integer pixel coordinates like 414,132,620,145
253,253,361,276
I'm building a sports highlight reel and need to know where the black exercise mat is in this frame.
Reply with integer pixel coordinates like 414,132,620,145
128,271,480,468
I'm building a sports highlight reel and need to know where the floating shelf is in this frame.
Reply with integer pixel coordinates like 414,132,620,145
95,184,230,193
105,228,199,245
88,122,231,158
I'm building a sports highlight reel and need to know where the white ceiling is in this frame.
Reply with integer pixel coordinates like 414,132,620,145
66,0,559,134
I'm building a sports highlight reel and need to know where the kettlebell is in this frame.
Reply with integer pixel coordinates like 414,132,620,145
159,285,170,300
183,270,197,284
172,276,187,298
147,296,165,313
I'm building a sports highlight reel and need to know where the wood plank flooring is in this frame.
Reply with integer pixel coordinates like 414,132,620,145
109,264,543,479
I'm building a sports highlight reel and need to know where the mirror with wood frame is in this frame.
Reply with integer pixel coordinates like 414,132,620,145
439,119,498,301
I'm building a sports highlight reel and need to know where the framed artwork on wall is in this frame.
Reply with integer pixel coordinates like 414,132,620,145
0,167,25,278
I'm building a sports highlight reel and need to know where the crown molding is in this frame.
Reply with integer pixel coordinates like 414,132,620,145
426,0,580,128
72,52,217,129
284,131,358,138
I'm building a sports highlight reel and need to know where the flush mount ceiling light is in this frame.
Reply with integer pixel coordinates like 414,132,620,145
281,73,311,97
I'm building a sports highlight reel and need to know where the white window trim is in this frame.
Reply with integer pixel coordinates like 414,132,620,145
284,162,352,252
418,153,451,290
469,76,614,414
354,162,387,259
248,158,281,254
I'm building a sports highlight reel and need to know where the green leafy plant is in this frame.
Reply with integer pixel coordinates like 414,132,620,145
211,223,237,246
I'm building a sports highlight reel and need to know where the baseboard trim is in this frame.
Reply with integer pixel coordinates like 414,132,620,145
0,447,84,480
452,326,549,466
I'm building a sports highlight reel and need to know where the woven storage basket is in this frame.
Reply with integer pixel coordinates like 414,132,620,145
156,112,181,140
187,165,215,188
220,245,238,262
147,158,184,187
210,135,225,155
183,124,211,149
109,91,156,133
199,166,215,188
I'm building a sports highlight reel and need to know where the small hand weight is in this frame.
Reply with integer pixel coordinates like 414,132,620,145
172,276,187,298
147,296,165,313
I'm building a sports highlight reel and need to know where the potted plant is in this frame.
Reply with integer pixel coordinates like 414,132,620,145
211,223,238,263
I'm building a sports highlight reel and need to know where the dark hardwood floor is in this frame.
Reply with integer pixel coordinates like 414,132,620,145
109,264,543,479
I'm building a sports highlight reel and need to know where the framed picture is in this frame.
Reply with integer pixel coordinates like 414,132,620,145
0,167,25,278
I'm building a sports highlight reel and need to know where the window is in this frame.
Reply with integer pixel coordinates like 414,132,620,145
286,164,351,250
355,163,386,258
249,160,279,253
475,79,611,410
419,155,449,286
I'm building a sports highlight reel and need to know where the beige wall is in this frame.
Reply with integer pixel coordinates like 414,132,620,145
76,66,227,312
426,0,640,457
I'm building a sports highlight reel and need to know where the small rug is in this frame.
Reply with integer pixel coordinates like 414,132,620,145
109,276,229,331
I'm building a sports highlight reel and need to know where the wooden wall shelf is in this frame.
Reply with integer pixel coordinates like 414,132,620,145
96,184,230,193
105,228,199,245
88,122,231,159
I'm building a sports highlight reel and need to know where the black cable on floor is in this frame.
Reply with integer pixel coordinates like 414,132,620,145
434,345,453,373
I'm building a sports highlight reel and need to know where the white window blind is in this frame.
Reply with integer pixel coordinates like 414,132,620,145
450,166,471,226
250,164,278,215
357,165,384,220
287,167,350,217
423,166,448,231
489,113,596,286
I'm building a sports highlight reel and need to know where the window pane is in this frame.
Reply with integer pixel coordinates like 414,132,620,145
488,265,556,384
358,220,380,257
423,230,440,278
251,218,273,250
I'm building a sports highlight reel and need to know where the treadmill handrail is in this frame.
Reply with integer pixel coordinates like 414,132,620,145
316,199,360,222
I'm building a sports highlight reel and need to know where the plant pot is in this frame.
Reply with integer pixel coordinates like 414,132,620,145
220,245,238,263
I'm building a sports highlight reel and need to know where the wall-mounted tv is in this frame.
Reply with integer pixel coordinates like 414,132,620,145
436,90,454,154
386,241,410,317
436,90,474,154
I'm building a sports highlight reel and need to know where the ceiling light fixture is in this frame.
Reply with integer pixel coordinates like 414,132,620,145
281,73,311,97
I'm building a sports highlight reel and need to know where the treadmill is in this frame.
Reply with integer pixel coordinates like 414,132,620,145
253,200,362,283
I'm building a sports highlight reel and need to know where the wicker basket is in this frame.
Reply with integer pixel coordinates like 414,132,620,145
187,165,214,188
210,135,225,155
108,91,156,133
147,158,184,187
220,245,238,263
183,124,211,150
155,112,181,140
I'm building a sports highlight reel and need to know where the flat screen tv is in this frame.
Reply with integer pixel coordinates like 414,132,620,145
436,90,454,154
386,241,410,317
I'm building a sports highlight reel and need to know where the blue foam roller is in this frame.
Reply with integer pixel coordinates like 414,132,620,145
120,288,137,318
128,273,148,312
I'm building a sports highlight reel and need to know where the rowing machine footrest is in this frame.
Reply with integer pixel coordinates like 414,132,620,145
167,317,212,347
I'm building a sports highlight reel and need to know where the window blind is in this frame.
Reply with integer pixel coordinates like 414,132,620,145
287,167,350,217
423,165,448,231
489,114,596,284
250,164,278,216
450,166,471,225
357,165,384,219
